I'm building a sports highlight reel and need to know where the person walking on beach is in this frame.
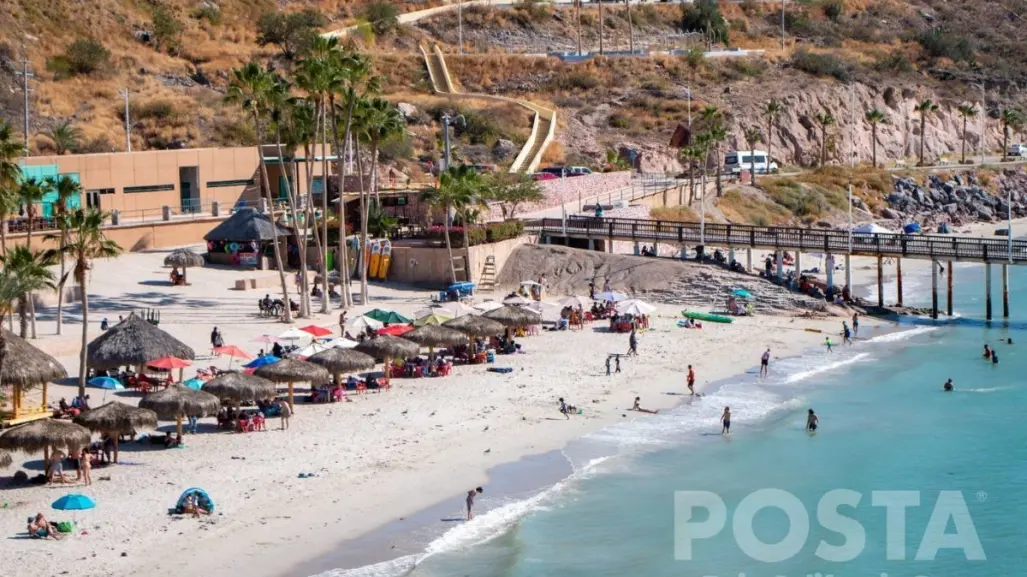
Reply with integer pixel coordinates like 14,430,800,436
559,397,570,419
588,281,596,300
467,487,483,520
210,326,223,354
687,365,696,397
79,451,92,486
721,407,731,435
825,337,833,352
760,349,771,378
627,328,639,356
852,313,860,337
339,311,348,335
842,322,852,345
806,409,819,433
278,399,292,430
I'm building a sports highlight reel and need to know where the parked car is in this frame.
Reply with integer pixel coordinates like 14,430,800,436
531,172,558,181
995,227,1010,237
538,166,566,176
1007,144,1026,157
724,150,779,174
565,166,593,176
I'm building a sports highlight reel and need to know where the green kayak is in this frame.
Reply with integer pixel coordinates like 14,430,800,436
681,311,734,324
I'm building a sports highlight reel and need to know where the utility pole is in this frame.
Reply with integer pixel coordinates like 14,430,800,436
119,88,132,152
440,114,465,173
847,83,855,290
458,0,463,55
6,48,35,155
979,83,987,164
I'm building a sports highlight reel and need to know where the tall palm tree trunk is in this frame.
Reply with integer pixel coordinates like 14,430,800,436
961,117,968,164
56,228,67,335
766,121,774,171
625,0,634,53
318,100,330,313
273,126,303,318
253,115,292,323
871,124,878,168
919,115,926,165
78,276,89,396
355,140,370,304
26,216,37,338
290,157,309,318
305,138,329,315
598,1,604,55
330,94,354,309
444,201,457,283
714,147,723,197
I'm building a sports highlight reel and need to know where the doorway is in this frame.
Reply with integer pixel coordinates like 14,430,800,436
179,166,200,213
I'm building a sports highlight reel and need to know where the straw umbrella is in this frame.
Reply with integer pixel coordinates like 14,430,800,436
354,335,420,385
253,359,329,411
201,372,277,405
483,305,542,328
306,348,375,387
163,249,205,283
0,450,11,468
403,325,468,349
1,329,68,423
74,401,158,463
443,315,505,338
0,420,92,464
139,385,220,437
87,314,195,370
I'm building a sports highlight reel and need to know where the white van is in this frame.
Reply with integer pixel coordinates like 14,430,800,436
1007,144,1026,157
724,150,778,174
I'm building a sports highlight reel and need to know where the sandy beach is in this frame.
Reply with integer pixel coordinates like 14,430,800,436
0,242,882,577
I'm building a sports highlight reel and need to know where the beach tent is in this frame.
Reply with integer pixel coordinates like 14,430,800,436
903,223,922,234
175,488,215,514
203,208,291,243
853,223,894,234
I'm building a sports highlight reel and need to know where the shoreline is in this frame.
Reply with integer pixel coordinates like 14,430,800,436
281,319,906,577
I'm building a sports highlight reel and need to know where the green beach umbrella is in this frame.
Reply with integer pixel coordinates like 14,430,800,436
364,309,412,324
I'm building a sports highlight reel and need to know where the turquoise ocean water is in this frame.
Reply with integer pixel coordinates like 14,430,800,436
322,261,1027,577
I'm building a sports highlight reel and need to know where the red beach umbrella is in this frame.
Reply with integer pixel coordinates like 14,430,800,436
299,325,334,338
377,324,413,336
148,356,193,370
213,345,253,360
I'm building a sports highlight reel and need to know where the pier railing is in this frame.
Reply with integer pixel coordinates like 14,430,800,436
523,216,1027,264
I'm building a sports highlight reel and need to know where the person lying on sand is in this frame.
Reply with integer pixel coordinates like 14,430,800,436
631,397,658,414
182,494,210,517
27,514,62,540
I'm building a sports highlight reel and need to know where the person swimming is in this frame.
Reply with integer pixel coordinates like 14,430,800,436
992,350,999,364
943,378,954,391
806,409,819,432
983,344,992,359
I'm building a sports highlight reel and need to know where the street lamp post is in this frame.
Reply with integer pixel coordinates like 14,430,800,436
440,114,466,173
119,88,132,152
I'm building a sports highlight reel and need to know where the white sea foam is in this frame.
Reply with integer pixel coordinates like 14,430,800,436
864,326,938,343
961,386,1007,393
782,353,871,384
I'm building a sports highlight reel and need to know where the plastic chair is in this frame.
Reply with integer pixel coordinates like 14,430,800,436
439,363,452,377
356,381,367,394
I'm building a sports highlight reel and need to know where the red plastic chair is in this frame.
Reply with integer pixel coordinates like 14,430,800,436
356,381,367,394
439,363,452,377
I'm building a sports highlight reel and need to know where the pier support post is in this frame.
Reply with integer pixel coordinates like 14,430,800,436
985,263,993,321
776,251,784,281
747,249,752,272
795,252,802,277
844,254,851,293
947,262,953,316
633,242,640,256
728,248,735,268
931,260,939,319
826,254,835,299
896,258,903,307
876,256,883,307
588,238,595,251
1003,264,1010,318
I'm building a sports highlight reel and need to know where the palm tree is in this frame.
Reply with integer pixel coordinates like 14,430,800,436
1000,109,1023,161
743,126,762,186
43,121,83,155
814,110,836,166
914,98,939,166
0,257,40,375
354,97,404,301
279,97,317,318
225,62,293,322
17,177,48,249
864,109,888,168
51,209,122,396
331,50,377,310
422,166,478,283
0,120,24,258
956,104,978,165
44,175,81,335
624,0,634,53
598,0,604,55
679,143,703,205
0,246,56,339
699,107,726,196
762,99,783,171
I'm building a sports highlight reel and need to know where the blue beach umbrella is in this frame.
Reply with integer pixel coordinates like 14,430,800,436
88,377,124,391
182,378,205,391
732,289,754,300
243,355,281,369
52,494,96,511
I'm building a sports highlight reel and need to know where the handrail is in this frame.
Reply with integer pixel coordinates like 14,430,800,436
524,216,1027,264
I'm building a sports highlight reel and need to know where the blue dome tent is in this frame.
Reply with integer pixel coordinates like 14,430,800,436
174,488,215,514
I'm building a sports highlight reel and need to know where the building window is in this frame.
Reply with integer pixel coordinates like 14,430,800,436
206,179,255,188
123,184,175,194
88,188,116,195
380,196,408,207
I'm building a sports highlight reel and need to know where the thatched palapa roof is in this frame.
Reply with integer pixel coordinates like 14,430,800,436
253,358,330,384
164,248,206,268
402,325,469,348
483,305,542,327
139,385,220,419
0,450,12,468
306,349,376,374
443,315,505,337
355,335,420,360
201,372,277,402
203,207,291,242
74,402,158,434
87,314,195,370
1,330,68,388
0,419,92,454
